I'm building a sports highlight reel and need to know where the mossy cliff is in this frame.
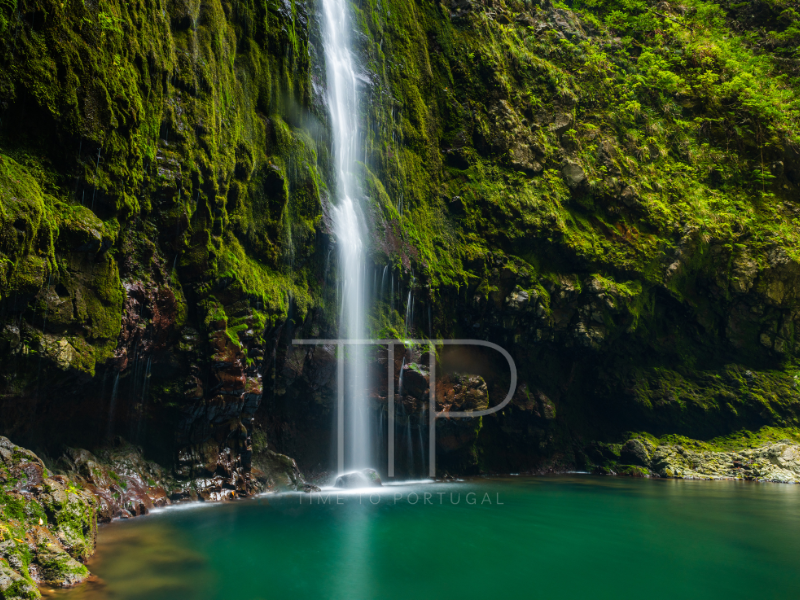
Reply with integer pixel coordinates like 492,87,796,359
262,0,800,476
0,0,799,546
325,0,800,474
0,0,332,499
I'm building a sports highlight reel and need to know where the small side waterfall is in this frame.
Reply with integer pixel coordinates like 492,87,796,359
404,291,412,338
406,413,413,474
322,0,370,469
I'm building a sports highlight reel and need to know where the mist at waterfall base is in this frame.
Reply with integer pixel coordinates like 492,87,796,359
49,477,800,600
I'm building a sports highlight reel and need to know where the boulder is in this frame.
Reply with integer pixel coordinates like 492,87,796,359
620,186,638,206
562,162,586,188
402,364,429,398
620,439,651,467
333,468,383,489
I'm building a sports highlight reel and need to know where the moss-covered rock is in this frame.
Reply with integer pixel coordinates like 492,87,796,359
0,437,96,596
0,561,39,600
586,427,800,482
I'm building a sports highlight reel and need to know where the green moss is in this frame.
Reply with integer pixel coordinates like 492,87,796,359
217,235,316,321
0,154,57,295
639,425,800,453
350,0,800,308
0,561,40,600
0,0,327,387
616,465,650,477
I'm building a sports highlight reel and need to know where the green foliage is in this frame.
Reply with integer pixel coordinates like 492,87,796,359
629,425,800,452
0,0,326,382
0,0,15,37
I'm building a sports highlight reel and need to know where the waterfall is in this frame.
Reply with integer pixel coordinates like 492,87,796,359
322,0,371,470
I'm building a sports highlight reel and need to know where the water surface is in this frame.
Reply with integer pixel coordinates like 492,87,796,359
51,477,800,599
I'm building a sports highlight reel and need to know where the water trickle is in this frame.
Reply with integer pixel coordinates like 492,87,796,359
398,356,406,397
91,146,101,211
107,372,120,439
417,414,425,476
42,269,52,332
410,295,415,334
322,0,371,470
141,356,152,402
135,357,153,443
34,270,54,402
324,248,333,284
404,291,412,339
428,304,433,340
406,413,413,476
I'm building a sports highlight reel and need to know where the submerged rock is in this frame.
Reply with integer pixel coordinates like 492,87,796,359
334,468,383,489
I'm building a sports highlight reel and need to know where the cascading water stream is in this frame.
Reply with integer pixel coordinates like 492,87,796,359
404,291,412,338
321,0,370,470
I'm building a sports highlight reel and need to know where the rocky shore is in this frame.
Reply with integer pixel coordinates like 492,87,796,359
588,435,800,483
3,424,800,598
0,434,308,599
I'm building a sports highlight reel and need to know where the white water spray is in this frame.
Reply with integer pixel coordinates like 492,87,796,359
322,0,370,469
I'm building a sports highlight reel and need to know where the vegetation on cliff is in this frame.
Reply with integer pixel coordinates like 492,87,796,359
0,0,800,572
344,0,800,460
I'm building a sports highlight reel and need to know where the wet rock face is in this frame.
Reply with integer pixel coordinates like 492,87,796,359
446,374,490,412
171,297,272,501
0,0,327,515
561,162,586,189
647,442,800,482
0,561,38,599
334,469,383,489
56,442,174,522
114,282,180,371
